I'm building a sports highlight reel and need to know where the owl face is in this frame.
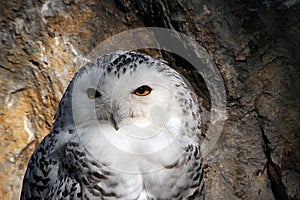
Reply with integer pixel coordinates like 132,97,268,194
72,59,185,134
64,51,198,164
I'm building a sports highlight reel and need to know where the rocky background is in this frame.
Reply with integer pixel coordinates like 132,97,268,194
0,0,299,199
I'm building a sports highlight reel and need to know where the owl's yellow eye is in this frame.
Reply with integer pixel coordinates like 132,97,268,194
133,85,152,96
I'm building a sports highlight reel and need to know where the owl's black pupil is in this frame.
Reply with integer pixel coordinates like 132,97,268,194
137,86,146,93
95,90,101,98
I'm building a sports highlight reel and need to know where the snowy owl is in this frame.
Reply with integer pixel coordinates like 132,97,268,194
21,51,205,199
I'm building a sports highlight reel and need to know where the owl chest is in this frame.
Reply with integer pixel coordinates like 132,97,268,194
68,126,191,198
76,125,184,172
98,165,184,199
64,141,193,199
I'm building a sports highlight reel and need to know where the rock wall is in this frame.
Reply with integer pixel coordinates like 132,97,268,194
0,0,299,199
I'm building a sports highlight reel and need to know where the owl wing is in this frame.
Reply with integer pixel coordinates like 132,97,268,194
20,128,82,200
160,143,205,199
20,130,59,199
183,144,205,199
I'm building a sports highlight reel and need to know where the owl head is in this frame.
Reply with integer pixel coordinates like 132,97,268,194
56,51,199,142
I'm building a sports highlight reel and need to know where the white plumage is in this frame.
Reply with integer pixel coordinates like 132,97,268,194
21,51,205,199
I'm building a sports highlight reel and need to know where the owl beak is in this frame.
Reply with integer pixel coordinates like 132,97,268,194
111,113,119,131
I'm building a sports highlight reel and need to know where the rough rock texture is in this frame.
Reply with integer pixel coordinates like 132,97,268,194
0,0,299,199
